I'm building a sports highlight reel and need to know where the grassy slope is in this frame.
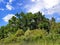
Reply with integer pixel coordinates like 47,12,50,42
0,29,60,45
0,39,60,45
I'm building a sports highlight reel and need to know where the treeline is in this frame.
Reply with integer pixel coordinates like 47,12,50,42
0,12,60,43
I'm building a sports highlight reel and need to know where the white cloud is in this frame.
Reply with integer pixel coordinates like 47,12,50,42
28,3,44,13
31,0,40,2
5,0,14,10
44,0,59,9
44,4,60,14
6,3,14,10
3,14,15,22
31,0,35,2
26,0,60,15
26,1,44,13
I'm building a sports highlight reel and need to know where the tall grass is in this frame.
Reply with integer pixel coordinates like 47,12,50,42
1,39,60,45
0,29,60,45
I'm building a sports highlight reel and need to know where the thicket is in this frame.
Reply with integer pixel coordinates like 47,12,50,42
0,12,60,44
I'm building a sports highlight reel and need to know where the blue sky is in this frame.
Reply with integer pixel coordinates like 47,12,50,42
0,0,60,26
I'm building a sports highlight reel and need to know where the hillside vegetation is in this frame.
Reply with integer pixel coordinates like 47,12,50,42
0,12,60,45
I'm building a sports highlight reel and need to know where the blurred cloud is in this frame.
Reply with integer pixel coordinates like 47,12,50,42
25,0,60,15
3,14,15,22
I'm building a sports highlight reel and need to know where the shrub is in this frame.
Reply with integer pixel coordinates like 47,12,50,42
15,29,24,37
3,29,24,43
4,34,17,43
24,29,47,41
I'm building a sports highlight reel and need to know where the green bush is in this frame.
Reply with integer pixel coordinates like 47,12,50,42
24,29,47,41
4,29,24,43
15,29,24,37
4,34,17,43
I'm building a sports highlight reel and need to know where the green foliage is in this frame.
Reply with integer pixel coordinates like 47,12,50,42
15,29,24,37
24,29,47,41
8,11,50,31
0,11,60,45
4,29,24,43
4,33,16,43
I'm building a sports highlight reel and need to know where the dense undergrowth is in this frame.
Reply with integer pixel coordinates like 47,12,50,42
0,12,60,45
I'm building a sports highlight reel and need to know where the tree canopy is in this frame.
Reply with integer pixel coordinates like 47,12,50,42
0,11,60,42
